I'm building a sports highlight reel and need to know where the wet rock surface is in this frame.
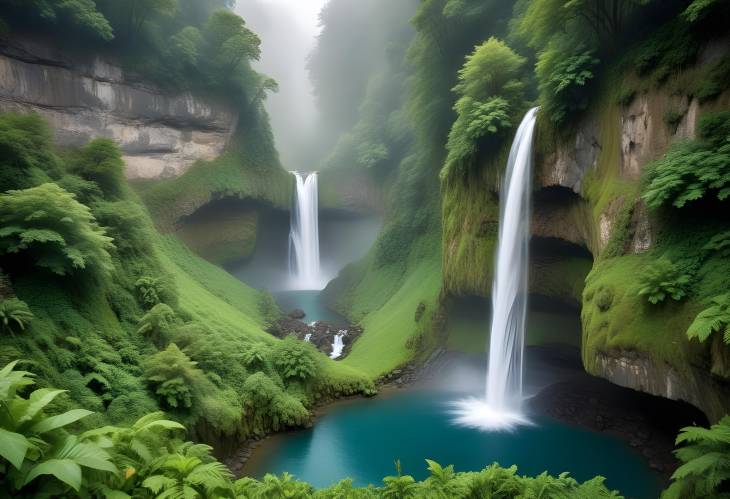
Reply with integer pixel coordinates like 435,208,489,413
267,316,363,359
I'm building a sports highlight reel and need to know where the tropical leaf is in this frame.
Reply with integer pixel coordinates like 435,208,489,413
0,427,30,469
30,408,93,434
24,458,83,491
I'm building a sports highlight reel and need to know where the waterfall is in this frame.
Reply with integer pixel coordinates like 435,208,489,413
451,107,539,431
330,330,346,359
304,333,312,342
289,171,323,290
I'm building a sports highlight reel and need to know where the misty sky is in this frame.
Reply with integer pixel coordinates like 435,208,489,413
234,0,329,171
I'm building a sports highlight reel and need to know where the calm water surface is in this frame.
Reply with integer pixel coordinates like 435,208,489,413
246,390,663,499
273,290,346,323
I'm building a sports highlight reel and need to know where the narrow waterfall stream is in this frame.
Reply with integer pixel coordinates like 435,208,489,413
330,331,346,359
451,107,539,430
288,171,323,290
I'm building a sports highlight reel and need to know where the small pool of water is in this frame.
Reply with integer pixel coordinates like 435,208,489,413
244,390,663,498
274,290,346,324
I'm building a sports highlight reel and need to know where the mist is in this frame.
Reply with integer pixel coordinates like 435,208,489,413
234,0,328,171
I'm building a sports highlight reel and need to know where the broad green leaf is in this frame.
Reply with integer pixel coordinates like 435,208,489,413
0,428,29,469
31,408,93,434
24,459,83,491
20,388,67,423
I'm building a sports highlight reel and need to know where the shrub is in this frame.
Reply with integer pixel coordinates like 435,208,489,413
536,44,599,124
92,200,153,256
664,109,685,132
67,138,125,198
0,112,60,192
703,230,730,257
272,336,319,382
143,343,208,410
644,112,730,209
257,291,281,326
135,276,165,309
137,303,179,346
686,293,730,344
637,257,691,305
242,343,269,370
662,416,730,499
0,360,117,493
0,183,115,278
0,298,33,334
442,38,526,178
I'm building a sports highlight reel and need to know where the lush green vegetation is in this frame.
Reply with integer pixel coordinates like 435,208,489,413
0,0,272,111
0,110,374,460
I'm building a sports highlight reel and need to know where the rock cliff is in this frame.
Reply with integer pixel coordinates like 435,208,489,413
0,36,237,179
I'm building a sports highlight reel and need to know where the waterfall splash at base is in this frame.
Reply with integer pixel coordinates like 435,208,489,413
289,171,324,290
451,107,539,431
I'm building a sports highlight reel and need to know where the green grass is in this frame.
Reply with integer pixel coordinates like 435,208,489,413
136,122,292,231
154,235,272,341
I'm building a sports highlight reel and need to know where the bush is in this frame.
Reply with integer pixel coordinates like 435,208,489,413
137,303,179,347
272,336,319,382
536,44,599,124
0,183,115,278
643,112,730,209
0,112,60,192
662,416,730,499
143,343,209,410
67,138,125,198
0,298,33,334
135,276,165,309
637,257,691,305
686,293,730,344
442,38,526,178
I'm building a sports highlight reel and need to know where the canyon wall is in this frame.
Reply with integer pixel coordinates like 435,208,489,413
0,36,237,180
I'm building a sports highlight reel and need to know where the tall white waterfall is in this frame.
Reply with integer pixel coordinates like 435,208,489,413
289,172,323,290
451,107,539,431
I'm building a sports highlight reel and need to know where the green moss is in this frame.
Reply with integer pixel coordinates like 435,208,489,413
441,162,502,297
176,208,258,265
136,123,291,231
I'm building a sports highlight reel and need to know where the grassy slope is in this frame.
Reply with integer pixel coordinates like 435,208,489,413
154,235,272,342
344,235,442,377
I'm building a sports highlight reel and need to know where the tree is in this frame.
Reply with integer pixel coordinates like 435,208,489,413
25,0,114,41
202,10,261,82
0,298,33,335
170,26,203,68
443,38,526,178
0,183,115,278
662,416,730,499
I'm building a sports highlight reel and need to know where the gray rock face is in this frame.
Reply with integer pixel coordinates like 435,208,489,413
0,37,237,179
537,120,601,193
593,351,730,422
